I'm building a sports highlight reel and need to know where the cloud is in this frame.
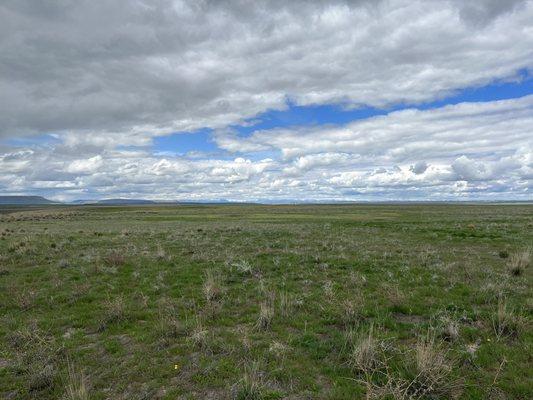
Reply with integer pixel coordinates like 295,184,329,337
451,156,490,181
215,95,533,163
410,161,428,175
1,1,532,201
66,155,103,174
1,95,530,201
1,0,532,139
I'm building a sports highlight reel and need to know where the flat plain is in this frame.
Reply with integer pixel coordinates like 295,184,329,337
0,204,531,399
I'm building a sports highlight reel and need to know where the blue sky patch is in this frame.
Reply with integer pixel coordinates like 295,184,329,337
152,73,533,156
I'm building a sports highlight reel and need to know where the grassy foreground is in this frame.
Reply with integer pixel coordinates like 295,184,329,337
0,204,531,399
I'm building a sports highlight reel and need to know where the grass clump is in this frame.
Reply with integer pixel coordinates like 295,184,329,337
188,317,209,349
64,361,88,400
232,362,267,400
103,251,125,267
493,296,523,340
203,269,223,302
440,315,460,342
278,291,297,318
98,295,127,331
407,334,457,398
255,300,275,331
351,326,461,399
347,324,382,374
506,248,530,276
155,298,184,344
7,325,64,395
233,260,254,275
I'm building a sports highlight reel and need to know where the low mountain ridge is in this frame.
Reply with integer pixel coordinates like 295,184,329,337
0,196,57,205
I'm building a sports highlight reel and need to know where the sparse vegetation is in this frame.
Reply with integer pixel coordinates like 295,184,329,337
0,204,531,398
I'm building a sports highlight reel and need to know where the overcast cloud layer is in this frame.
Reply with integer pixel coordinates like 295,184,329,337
1,0,532,201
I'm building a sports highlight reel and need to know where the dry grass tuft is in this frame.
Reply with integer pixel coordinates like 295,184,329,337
384,284,406,310
348,324,381,373
506,249,530,276
29,363,56,392
155,244,170,261
255,300,275,330
13,288,38,310
412,335,453,392
269,341,289,358
7,325,64,394
188,317,209,349
156,298,184,341
493,296,523,340
342,297,363,326
278,291,297,318
232,362,265,400
362,332,460,400
98,296,127,331
397,333,460,399
103,251,126,267
440,316,460,342
203,269,223,302
64,361,89,400
233,260,254,275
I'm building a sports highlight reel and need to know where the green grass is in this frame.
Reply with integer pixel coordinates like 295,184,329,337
0,204,531,399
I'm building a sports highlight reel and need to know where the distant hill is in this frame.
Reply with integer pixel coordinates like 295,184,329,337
95,199,156,205
0,196,57,205
70,199,92,204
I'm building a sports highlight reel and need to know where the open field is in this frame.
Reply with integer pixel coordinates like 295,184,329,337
0,204,531,399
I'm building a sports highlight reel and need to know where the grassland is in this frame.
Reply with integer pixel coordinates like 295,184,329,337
0,204,531,399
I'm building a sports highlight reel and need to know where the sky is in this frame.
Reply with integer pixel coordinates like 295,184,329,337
0,0,532,202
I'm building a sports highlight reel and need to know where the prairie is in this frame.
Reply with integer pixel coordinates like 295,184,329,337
0,204,531,399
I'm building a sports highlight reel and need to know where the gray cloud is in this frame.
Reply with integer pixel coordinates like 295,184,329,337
1,0,532,138
410,161,429,175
